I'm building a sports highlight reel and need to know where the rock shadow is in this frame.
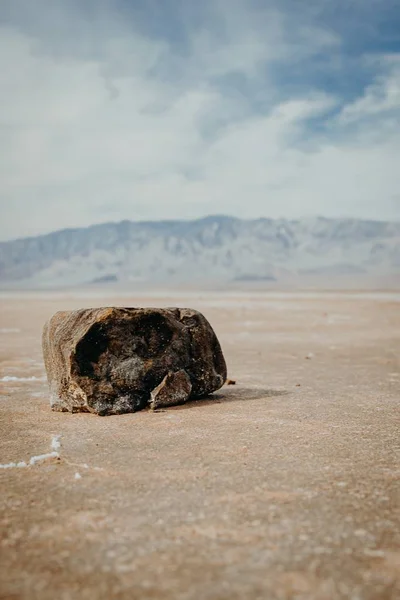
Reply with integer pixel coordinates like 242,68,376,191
155,386,289,411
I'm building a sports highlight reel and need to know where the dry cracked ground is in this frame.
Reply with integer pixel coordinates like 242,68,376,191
0,290,399,600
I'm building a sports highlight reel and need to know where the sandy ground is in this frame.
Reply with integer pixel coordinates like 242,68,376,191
0,290,399,600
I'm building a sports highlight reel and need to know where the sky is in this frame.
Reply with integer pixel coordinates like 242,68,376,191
1,0,400,240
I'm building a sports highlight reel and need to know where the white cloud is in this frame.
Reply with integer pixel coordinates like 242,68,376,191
339,56,400,122
0,0,399,240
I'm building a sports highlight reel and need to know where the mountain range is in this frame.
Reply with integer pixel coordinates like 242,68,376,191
1,216,399,288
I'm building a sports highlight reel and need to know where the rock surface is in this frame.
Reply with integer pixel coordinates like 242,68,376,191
149,370,192,410
42,307,227,415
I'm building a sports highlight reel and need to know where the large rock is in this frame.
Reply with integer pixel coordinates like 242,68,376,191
42,307,227,415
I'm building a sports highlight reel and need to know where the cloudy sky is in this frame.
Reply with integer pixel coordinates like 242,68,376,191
1,0,400,240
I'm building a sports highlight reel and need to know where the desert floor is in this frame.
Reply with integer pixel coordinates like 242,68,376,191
0,290,399,600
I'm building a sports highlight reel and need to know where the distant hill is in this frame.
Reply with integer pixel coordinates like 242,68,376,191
0,216,399,287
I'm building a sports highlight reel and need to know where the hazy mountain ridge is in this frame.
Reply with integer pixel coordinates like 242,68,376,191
1,216,399,287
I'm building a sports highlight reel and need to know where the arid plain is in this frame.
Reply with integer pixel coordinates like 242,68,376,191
0,290,399,600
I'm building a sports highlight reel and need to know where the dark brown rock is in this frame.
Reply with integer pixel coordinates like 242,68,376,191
149,370,192,410
42,307,227,415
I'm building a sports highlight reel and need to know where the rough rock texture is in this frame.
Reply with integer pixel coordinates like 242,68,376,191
42,307,227,415
149,370,192,410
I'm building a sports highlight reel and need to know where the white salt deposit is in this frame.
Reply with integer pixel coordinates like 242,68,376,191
51,435,61,451
29,452,59,465
0,436,61,469
1,376,45,382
